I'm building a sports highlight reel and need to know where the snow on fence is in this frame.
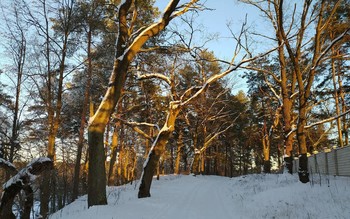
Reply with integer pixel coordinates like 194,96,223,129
293,146,350,176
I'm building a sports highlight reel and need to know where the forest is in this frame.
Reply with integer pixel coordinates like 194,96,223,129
0,0,349,218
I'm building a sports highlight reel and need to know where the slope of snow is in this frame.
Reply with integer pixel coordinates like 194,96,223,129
49,173,350,219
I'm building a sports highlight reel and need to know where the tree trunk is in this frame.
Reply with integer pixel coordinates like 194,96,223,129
337,57,348,146
262,134,271,173
297,97,310,183
191,151,200,175
298,153,309,183
174,131,183,174
138,102,180,198
108,126,119,186
72,28,93,201
117,141,124,185
21,185,33,219
1,158,53,219
88,129,107,206
262,119,271,173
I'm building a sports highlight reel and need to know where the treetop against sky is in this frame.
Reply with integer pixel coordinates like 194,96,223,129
0,0,264,93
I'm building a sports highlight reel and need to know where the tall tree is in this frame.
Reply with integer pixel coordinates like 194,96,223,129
71,0,106,202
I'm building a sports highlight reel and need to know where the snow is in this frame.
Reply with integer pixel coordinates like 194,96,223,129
49,173,350,219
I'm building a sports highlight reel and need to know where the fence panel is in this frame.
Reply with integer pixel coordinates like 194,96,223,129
327,150,337,175
337,147,350,176
316,152,327,175
308,155,316,174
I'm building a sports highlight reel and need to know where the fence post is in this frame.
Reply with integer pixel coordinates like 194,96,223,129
325,152,329,175
314,154,318,174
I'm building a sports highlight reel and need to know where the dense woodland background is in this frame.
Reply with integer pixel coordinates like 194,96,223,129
0,0,349,218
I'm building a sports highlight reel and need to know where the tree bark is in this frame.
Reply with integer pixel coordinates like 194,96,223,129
21,185,33,219
88,129,108,206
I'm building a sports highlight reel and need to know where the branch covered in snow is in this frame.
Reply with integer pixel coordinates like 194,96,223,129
0,157,53,219
137,72,171,86
0,158,17,176
3,157,53,190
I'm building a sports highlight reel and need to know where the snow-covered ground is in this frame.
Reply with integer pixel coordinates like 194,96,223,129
49,173,350,219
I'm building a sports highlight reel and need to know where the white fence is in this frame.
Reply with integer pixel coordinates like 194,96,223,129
293,146,350,176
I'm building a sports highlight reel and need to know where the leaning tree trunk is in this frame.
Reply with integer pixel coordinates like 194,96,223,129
138,102,180,198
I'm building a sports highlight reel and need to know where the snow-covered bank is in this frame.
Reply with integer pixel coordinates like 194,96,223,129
49,173,350,219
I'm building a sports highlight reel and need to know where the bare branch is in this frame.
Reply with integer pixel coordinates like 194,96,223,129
286,109,350,137
311,29,350,71
181,46,278,107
